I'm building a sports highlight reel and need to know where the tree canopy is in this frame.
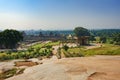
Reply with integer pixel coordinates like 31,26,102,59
0,29,23,49
74,27,90,45
74,27,90,37
112,33,120,45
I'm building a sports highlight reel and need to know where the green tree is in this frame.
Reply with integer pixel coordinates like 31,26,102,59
74,27,90,45
0,29,23,49
89,35,96,42
0,32,4,48
63,45,69,51
113,33,120,45
100,36,107,43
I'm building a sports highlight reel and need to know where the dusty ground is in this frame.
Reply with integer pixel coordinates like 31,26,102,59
4,55,120,80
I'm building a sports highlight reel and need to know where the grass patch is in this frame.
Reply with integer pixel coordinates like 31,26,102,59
45,41,60,46
32,41,60,48
62,48,84,57
64,44,120,57
84,44,120,56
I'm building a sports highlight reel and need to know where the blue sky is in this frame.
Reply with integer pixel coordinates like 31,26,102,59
0,0,120,30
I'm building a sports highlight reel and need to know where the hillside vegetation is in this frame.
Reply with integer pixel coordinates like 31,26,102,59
0,41,60,61
62,44,120,57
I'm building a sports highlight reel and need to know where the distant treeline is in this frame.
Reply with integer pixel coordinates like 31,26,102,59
89,29,120,45
23,30,74,36
90,29,120,37
23,29,120,37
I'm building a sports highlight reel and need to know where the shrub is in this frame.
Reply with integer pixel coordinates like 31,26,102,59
6,50,12,54
45,45,52,49
0,53,10,61
62,45,69,51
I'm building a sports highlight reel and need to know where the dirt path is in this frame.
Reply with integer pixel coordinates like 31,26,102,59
5,55,120,80
52,45,60,55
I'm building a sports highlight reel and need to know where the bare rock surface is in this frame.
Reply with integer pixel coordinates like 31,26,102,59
4,55,120,80
0,60,24,73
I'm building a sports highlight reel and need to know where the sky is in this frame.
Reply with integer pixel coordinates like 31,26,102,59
0,0,120,30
